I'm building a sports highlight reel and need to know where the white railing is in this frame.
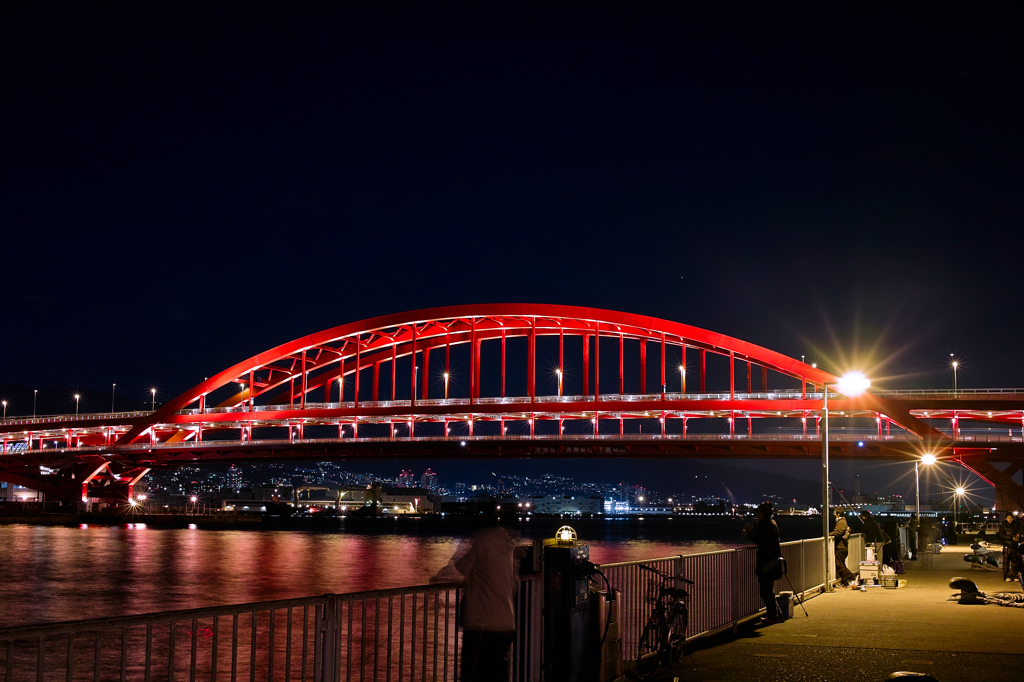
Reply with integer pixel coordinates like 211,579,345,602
598,537,829,662
0,577,542,682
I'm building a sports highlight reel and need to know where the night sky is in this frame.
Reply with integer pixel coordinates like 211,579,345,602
2,5,1021,502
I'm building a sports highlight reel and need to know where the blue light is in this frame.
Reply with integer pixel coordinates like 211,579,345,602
857,441,864,447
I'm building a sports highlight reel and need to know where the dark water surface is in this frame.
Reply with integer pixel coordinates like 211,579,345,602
0,517,820,627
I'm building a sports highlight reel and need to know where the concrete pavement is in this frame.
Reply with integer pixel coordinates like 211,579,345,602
653,548,1024,682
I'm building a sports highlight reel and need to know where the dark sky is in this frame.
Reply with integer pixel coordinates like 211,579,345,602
2,4,1020,502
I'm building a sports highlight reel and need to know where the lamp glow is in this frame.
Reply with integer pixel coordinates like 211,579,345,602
835,371,870,396
921,453,937,466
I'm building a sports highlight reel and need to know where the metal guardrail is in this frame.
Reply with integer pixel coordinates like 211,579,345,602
9,430,1024,456
597,537,829,662
0,538,840,679
5,387,1023,427
0,576,542,682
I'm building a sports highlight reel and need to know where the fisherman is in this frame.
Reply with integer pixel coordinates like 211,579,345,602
858,509,889,565
997,511,1021,583
829,509,856,586
747,501,783,624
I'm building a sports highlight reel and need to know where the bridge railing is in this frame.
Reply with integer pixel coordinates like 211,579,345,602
0,576,542,682
6,387,1024,426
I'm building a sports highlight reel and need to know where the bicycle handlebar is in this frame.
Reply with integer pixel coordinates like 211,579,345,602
638,563,694,584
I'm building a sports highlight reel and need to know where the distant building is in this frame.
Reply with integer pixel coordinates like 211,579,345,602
526,495,603,515
421,468,439,491
397,470,416,488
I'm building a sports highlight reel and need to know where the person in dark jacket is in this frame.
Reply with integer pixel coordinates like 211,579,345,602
996,511,1021,582
830,509,856,586
858,510,889,564
746,501,783,624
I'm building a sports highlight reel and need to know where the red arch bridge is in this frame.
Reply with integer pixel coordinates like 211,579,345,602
2,304,1023,508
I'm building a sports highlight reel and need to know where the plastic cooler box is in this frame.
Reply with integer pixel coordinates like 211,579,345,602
859,561,880,583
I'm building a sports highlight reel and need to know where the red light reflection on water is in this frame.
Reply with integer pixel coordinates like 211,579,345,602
0,525,738,627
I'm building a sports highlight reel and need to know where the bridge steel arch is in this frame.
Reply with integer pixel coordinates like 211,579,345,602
5,304,1024,507
118,303,942,442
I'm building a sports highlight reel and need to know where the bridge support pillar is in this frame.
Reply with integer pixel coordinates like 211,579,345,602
956,450,1024,512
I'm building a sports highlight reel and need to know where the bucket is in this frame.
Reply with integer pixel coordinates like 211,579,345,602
776,591,794,620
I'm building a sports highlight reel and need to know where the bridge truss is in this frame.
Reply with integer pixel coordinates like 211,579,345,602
1,305,1022,507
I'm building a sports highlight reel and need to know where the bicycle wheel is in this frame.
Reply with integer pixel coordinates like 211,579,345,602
634,621,662,680
668,606,688,663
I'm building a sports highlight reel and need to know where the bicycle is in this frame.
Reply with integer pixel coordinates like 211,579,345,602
633,564,694,680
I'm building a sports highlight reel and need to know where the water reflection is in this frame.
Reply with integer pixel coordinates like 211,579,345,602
0,525,742,627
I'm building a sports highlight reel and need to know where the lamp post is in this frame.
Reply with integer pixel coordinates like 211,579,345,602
112,384,116,413
150,388,156,412
443,372,450,401
950,485,958,532
915,453,936,556
679,365,686,394
74,394,80,416
555,368,563,397
33,389,37,419
822,371,871,590
1,400,6,420
950,355,958,398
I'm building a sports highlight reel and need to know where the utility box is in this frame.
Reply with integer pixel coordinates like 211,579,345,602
595,589,622,682
543,541,596,682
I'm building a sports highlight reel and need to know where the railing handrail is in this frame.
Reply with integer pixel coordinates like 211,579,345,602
0,580,466,641
4,386,1024,424
595,535,827,570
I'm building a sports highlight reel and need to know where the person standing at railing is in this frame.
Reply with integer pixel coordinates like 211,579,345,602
858,509,890,565
830,509,856,587
747,501,784,625
453,506,522,682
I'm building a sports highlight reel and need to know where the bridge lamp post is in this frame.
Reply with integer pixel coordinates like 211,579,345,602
822,371,871,591
443,372,450,401
1,401,6,420
33,389,37,419
150,388,156,412
679,365,685,394
74,394,80,416
950,355,959,398
112,384,116,413
555,369,563,397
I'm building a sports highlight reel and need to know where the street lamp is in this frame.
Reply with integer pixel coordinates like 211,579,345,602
443,372,450,400
33,389,37,419
822,371,871,590
950,354,958,398
679,365,686,394
112,383,116,413
555,368,563,397
915,453,936,555
150,388,157,412
953,485,966,534
74,394,80,416
1,400,6,420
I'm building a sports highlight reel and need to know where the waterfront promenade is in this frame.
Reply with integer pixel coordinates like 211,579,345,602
659,550,1024,682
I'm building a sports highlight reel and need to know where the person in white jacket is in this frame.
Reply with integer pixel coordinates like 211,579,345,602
454,509,521,681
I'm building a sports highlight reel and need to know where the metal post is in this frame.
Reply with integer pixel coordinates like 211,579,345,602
915,462,921,555
821,385,830,591
320,595,339,682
